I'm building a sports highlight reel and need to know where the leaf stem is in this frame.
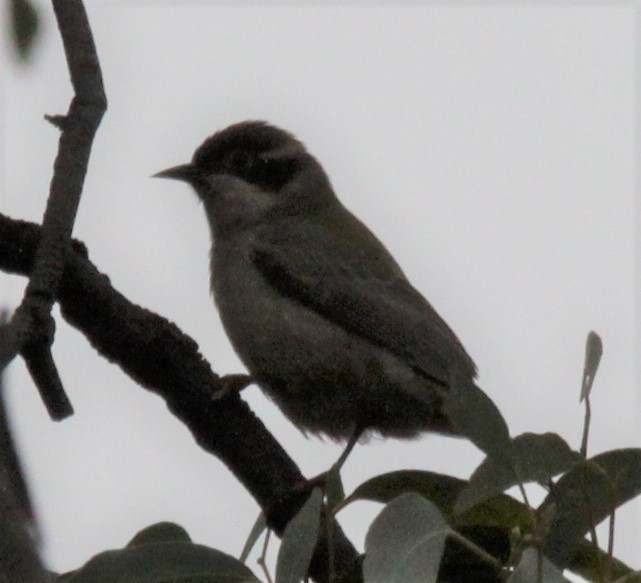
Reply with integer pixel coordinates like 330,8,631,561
580,394,592,459
448,529,504,571
257,528,274,583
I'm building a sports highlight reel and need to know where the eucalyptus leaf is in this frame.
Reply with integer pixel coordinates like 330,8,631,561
456,433,579,514
363,493,448,583
239,512,266,563
65,541,261,582
325,466,346,511
508,548,568,583
580,331,603,401
127,522,192,547
542,448,641,566
568,540,635,582
343,470,464,515
612,571,641,583
275,487,323,583
343,470,531,531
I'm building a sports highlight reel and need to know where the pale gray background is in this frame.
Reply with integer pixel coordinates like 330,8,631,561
1,1,639,579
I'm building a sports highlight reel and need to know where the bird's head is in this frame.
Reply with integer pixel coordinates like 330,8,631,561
154,121,333,235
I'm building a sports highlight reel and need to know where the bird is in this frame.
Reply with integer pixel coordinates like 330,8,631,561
154,120,476,457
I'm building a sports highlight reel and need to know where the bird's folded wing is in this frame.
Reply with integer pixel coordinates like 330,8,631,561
251,227,477,386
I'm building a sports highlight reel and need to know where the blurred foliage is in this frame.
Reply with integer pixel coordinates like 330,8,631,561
57,521,261,583
7,0,40,63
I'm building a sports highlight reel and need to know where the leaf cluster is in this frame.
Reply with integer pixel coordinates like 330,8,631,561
51,334,641,583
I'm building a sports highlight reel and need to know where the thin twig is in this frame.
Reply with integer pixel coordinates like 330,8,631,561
258,528,274,583
448,529,504,572
581,464,605,583
0,0,106,420
605,509,615,583
580,394,592,459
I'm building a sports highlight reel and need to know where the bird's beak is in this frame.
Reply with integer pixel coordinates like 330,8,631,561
152,163,198,183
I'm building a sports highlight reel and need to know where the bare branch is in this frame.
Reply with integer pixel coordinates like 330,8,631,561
0,213,361,583
0,0,107,421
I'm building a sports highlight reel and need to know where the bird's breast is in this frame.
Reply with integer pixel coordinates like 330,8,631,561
209,238,452,439
211,238,345,378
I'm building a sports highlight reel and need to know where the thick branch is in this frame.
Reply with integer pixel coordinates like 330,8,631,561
0,213,360,583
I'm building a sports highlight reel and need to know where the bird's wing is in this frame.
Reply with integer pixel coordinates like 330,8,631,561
251,214,477,385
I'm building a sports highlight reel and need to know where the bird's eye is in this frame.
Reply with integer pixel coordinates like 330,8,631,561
223,150,257,176
219,147,299,192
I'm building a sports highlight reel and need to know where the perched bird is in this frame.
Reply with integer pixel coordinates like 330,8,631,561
155,121,476,448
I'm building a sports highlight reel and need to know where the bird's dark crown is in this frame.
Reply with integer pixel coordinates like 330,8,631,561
191,121,308,192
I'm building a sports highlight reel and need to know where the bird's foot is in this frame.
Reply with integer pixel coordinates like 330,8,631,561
292,431,362,507
212,374,253,401
292,465,346,511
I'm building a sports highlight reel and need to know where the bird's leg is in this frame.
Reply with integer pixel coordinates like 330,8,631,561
322,428,363,513
294,427,364,495
212,373,253,401
329,428,362,475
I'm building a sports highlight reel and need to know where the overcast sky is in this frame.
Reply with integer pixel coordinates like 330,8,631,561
2,2,639,579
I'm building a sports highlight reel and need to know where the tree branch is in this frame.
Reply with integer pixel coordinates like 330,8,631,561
0,338,46,583
0,212,361,583
0,0,107,421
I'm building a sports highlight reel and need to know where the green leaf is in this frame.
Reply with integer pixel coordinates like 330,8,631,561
580,331,603,401
568,540,635,582
612,572,641,583
64,541,261,582
363,493,448,583
325,466,346,511
343,470,464,514
458,492,532,532
343,470,636,582
126,522,192,547
351,473,521,570
541,448,641,566
275,487,323,583
343,470,532,532
444,376,513,465
456,433,579,514
508,548,567,583
239,512,266,563
8,0,39,63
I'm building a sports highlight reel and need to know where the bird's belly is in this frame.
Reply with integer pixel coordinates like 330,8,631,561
212,253,451,440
